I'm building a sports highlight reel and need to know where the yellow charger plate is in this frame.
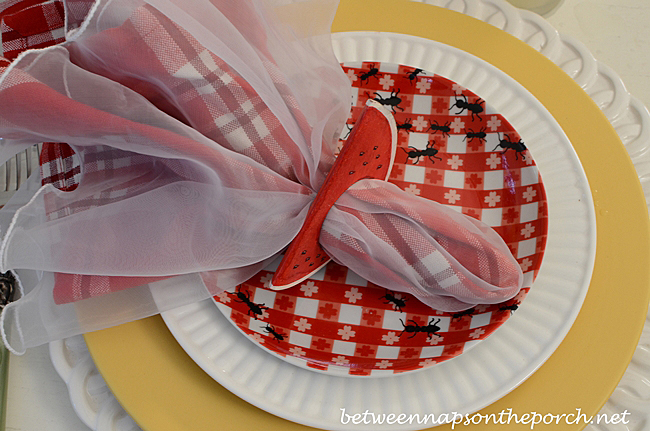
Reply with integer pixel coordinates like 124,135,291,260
85,1,650,430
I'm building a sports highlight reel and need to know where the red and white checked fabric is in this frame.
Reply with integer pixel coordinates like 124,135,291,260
0,0,526,350
39,142,79,193
3,0,323,303
0,0,65,60
29,0,330,303
1,0,87,208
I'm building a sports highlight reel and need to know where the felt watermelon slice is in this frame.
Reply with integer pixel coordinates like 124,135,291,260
270,99,397,290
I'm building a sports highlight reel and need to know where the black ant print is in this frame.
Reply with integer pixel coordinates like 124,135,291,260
401,141,442,165
499,302,519,315
263,324,285,342
231,287,268,319
359,64,379,84
493,133,527,160
450,94,484,121
428,120,451,138
399,318,442,340
463,127,487,143
343,123,354,140
380,290,408,312
408,68,424,83
396,118,414,133
451,307,476,320
372,89,404,113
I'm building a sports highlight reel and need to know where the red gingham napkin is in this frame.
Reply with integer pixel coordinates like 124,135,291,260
1,0,82,205
0,0,523,314
2,0,316,304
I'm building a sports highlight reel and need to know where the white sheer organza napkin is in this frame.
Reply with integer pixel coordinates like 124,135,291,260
0,0,523,353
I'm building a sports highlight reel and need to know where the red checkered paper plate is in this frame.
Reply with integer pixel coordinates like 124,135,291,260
213,61,548,376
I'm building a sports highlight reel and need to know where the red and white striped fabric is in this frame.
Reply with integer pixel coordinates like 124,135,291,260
0,0,524,351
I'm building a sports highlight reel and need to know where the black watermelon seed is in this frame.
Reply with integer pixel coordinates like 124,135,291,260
349,170,355,175
305,257,311,262
301,250,307,255
293,264,299,269
377,164,383,169
359,151,365,156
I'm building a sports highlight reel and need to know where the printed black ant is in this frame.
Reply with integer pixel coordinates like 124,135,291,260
231,287,268,319
450,94,484,121
408,68,424,83
371,89,404,113
396,118,414,133
263,324,285,342
451,307,476,320
493,133,527,160
343,123,354,140
380,290,408,312
399,318,442,340
359,64,379,84
401,141,442,165
463,127,487,143
428,120,451,137
499,302,519,315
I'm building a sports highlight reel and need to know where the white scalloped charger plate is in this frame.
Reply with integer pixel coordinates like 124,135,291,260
156,32,595,430
49,1,650,430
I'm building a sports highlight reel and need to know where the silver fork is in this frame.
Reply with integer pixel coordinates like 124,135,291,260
0,144,42,207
